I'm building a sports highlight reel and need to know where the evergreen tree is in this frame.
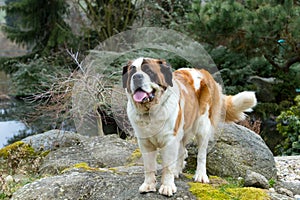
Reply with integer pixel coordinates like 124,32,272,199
187,0,300,102
188,0,300,73
2,0,74,54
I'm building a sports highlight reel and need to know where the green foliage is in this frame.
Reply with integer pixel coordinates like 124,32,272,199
188,0,300,73
268,178,276,188
276,95,300,155
1,0,138,97
189,0,246,46
209,46,257,94
139,0,192,30
186,0,300,122
2,0,77,54
79,0,137,46
9,56,68,97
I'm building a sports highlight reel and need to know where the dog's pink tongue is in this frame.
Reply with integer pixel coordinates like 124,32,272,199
133,91,148,102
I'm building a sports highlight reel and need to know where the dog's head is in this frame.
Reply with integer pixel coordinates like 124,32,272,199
122,57,173,110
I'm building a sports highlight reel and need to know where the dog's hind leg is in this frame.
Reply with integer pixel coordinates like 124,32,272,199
193,109,212,183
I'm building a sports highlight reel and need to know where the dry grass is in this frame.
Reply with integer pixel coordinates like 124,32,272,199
238,118,262,134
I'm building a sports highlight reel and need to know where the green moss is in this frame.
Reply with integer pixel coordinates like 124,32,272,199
0,141,35,159
62,162,110,173
189,176,270,200
62,162,96,173
226,187,269,200
183,173,194,180
0,141,52,177
40,150,50,157
189,183,230,200
127,148,142,166
73,162,97,171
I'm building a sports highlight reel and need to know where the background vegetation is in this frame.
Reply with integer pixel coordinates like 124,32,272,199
0,0,299,155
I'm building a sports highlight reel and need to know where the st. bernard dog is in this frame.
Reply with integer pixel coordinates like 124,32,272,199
122,57,257,196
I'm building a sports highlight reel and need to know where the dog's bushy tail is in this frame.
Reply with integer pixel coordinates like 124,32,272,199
224,91,257,122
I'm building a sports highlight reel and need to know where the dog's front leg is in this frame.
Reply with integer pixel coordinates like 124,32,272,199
159,140,179,196
138,139,158,193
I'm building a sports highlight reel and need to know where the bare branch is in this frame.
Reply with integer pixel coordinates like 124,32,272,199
284,56,300,71
264,54,281,71
66,49,85,73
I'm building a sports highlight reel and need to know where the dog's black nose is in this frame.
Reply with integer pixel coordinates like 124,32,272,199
132,73,143,81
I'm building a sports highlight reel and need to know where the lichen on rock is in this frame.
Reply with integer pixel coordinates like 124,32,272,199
127,148,142,166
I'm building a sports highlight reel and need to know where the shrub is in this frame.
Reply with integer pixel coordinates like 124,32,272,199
276,95,300,155
9,55,70,97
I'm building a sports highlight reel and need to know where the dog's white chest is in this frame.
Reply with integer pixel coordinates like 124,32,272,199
131,107,175,138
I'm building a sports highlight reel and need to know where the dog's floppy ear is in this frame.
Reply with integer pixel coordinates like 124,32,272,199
122,60,133,88
122,65,129,88
158,59,173,87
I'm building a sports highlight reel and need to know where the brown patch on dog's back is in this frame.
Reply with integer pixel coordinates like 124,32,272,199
197,69,222,127
174,70,199,130
173,103,182,136
197,79,210,115
174,69,223,129
174,70,194,88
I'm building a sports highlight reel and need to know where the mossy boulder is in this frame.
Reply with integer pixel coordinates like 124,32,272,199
0,141,49,198
39,134,138,175
206,124,277,180
186,124,277,181
11,168,196,200
0,141,48,174
6,128,286,199
0,141,35,159
21,130,84,152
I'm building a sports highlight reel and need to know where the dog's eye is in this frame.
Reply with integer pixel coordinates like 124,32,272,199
142,65,153,74
130,65,136,70
129,66,137,73
145,69,153,75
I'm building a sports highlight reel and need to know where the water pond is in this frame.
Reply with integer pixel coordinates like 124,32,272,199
0,71,30,147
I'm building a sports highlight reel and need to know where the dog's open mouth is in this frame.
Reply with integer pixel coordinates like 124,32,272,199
133,88,155,103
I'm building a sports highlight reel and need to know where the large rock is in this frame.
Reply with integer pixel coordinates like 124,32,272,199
11,166,195,200
22,130,85,151
38,134,138,174
12,131,195,199
11,125,282,199
206,123,277,180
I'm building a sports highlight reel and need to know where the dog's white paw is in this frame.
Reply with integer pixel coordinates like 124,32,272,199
194,172,209,183
139,182,156,193
158,183,177,196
